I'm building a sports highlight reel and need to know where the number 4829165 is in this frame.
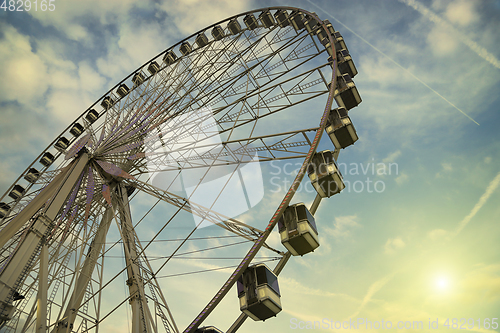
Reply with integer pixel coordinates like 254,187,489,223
1,0,56,11
443,318,498,330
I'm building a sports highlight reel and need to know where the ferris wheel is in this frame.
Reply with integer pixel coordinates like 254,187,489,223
0,6,362,333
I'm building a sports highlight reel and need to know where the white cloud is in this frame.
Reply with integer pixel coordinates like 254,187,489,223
427,25,459,56
26,0,142,41
384,237,406,254
427,228,449,241
441,163,453,172
46,90,90,125
382,150,401,164
323,215,360,239
78,62,107,92
0,25,49,104
155,0,250,36
395,172,409,185
444,0,478,26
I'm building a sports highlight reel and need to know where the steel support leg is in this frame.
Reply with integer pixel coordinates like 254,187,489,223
52,204,115,333
0,154,89,326
309,193,322,216
117,185,153,333
35,244,48,333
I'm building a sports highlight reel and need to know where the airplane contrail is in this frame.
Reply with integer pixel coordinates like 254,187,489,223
305,0,480,126
452,171,500,238
399,0,500,70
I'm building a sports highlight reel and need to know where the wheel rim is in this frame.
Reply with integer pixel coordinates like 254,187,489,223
0,7,342,333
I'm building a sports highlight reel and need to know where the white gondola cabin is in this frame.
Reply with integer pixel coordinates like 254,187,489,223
316,19,334,43
180,41,192,56
228,18,242,35
9,185,25,200
70,123,84,137
338,49,357,77
211,25,224,41
195,33,209,47
132,72,145,86
55,137,70,151
308,150,345,198
147,61,160,74
24,168,40,183
101,96,114,110
259,10,275,28
278,203,319,256
237,263,282,321
290,10,305,31
40,152,55,167
332,74,361,110
85,109,99,124
304,12,319,35
117,84,130,98
163,50,177,65
274,9,290,28
326,107,358,149
244,14,259,30
0,202,11,219
329,48,358,78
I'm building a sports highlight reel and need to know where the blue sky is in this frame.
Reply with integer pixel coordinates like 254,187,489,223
1,0,500,332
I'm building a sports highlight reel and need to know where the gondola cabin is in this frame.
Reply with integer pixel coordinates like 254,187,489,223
333,74,361,110
244,14,259,30
163,50,178,65
278,203,319,256
228,18,242,35
290,11,305,31
40,152,55,167
0,202,11,219
55,137,70,151
85,109,99,124
9,185,25,201
147,61,160,75
117,84,130,98
329,48,358,78
132,72,145,86
259,10,275,28
274,9,290,28
237,263,282,321
24,168,40,183
211,25,224,41
70,123,84,137
100,96,114,110
326,107,358,149
195,33,209,48
307,150,345,198
303,12,319,34
180,41,192,56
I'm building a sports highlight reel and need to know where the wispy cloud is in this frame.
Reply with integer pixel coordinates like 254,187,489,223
451,171,500,238
305,0,480,126
384,237,406,254
347,272,396,319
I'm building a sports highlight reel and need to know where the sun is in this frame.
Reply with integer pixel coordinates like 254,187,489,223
435,276,450,291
